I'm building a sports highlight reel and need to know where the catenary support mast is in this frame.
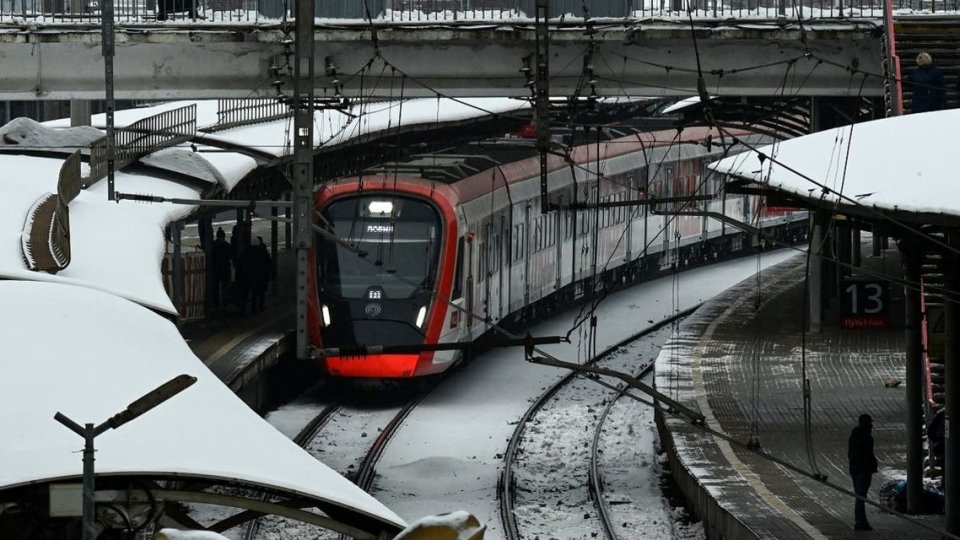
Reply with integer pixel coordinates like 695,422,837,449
294,0,315,360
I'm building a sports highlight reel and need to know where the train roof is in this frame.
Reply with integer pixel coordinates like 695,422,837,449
359,119,699,185
343,125,769,207
709,109,960,227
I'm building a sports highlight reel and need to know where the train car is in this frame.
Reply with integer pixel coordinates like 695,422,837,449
310,126,807,378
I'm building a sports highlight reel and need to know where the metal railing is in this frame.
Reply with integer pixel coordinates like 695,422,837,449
4,0,957,24
85,103,196,186
203,98,289,133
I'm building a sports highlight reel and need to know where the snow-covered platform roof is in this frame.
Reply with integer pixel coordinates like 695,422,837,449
708,109,960,227
0,280,405,537
48,98,530,156
0,151,197,313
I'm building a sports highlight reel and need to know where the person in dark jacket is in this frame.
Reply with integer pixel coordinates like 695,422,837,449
211,227,232,310
906,52,946,114
848,413,879,531
248,237,273,313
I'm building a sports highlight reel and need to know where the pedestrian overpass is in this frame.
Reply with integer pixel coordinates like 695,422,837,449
0,0,893,100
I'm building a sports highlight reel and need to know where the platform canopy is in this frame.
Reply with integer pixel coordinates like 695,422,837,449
0,280,406,538
708,109,960,228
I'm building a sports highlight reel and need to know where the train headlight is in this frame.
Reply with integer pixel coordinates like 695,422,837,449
368,200,394,215
321,305,332,327
415,306,427,328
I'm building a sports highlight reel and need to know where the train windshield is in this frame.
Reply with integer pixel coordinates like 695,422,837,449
318,196,442,300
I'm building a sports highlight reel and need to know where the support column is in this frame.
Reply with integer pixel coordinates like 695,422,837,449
852,227,862,267
70,100,91,127
809,216,824,333
293,0,316,361
903,240,923,513
199,217,215,316
171,221,183,317
285,191,292,250
271,204,279,297
947,230,960,534
837,220,852,281
825,223,837,301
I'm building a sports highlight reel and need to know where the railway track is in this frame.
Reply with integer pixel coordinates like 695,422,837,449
242,401,341,540
245,379,440,539
498,308,695,540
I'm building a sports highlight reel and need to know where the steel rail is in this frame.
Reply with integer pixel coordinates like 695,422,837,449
588,359,659,540
353,384,437,492
498,307,697,540
242,401,341,540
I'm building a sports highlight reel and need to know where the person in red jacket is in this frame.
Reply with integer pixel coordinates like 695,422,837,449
848,413,879,531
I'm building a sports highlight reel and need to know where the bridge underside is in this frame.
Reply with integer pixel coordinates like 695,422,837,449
0,22,883,99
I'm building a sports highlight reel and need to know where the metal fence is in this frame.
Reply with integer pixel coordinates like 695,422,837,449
85,103,196,186
2,0,954,23
203,99,289,133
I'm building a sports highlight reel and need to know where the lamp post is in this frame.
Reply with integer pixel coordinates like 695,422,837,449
54,374,198,540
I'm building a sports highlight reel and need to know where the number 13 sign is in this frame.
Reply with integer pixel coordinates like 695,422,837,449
841,280,889,329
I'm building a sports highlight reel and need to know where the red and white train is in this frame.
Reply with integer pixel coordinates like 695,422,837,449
309,126,806,378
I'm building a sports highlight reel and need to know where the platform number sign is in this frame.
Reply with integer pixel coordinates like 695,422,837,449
841,280,889,329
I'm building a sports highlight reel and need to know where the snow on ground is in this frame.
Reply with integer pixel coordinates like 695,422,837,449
370,249,799,540
510,325,675,540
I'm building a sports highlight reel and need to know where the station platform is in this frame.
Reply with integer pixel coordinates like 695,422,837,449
178,247,297,409
656,246,946,539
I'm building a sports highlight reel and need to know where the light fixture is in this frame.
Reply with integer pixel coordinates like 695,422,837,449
368,200,394,215
415,306,427,328
322,305,332,327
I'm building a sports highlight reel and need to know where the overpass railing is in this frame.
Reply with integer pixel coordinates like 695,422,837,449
0,0,948,24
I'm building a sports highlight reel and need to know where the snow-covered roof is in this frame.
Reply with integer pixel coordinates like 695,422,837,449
660,95,716,114
46,98,530,159
0,279,405,532
708,109,960,219
0,152,196,313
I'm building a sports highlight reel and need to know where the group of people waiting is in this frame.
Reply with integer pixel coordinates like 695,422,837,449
211,226,274,315
906,51,954,113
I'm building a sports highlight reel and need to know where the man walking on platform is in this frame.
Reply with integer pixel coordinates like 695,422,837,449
849,413,879,531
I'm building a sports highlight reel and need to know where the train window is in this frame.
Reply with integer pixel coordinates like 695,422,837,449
513,223,525,262
478,242,486,277
318,195,440,300
452,236,464,300
534,218,542,252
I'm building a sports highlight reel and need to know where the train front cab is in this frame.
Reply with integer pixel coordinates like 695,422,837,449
311,182,464,378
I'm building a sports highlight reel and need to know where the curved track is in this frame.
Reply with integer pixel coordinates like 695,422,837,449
242,402,341,540
352,388,433,491
587,364,655,540
499,308,695,540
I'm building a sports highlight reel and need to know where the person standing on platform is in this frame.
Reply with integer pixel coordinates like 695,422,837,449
906,52,946,113
848,413,878,531
211,227,232,311
249,237,273,313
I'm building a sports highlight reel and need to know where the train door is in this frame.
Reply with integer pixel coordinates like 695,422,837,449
523,202,532,308
483,221,492,323
662,164,674,265
466,234,474,330
501,214,509,319
554,209,562,290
